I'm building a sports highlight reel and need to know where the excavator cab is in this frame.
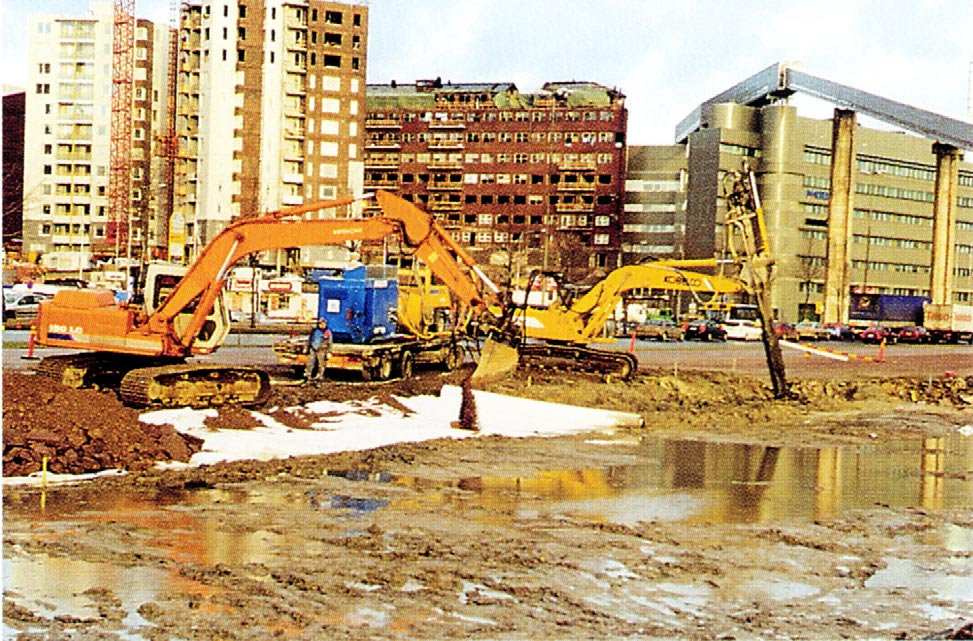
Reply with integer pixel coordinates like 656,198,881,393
143,263,230,353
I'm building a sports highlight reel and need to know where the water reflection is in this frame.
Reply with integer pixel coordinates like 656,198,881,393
457,434,973,526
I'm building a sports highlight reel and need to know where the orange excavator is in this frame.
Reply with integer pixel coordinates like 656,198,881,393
33,191,503,407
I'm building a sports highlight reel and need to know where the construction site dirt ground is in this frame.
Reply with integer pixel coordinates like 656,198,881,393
4,343,973,640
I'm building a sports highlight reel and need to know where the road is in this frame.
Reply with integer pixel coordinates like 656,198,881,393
3,328,970,381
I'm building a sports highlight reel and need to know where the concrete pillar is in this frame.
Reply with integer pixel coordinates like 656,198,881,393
822,109,856,325
930,143,962,305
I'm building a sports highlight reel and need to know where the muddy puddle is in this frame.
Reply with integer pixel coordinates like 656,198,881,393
4,434,973,639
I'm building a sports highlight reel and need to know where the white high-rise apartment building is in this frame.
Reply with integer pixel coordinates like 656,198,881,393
23,2,169,271
172,0,368,264
23,3,115,271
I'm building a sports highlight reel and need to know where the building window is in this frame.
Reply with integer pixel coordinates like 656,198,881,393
325,10,343,25
324,54,340,68
594,233,610,245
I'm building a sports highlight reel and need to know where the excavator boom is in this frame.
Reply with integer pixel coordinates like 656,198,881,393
33,191,504,407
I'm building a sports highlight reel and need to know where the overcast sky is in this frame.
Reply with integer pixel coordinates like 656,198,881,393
3,0,971,145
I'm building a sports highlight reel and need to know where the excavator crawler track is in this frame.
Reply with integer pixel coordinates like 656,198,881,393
36,353,144,390
119,364,271,409
517,344,638,380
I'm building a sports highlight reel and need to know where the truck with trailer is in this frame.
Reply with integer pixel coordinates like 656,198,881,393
922,303,973,344
848,293,929,331
272,264,466,381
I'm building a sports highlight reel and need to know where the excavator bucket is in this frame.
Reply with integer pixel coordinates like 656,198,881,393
470,337,520,384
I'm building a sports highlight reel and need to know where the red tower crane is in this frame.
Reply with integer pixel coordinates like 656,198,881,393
107,0,135,258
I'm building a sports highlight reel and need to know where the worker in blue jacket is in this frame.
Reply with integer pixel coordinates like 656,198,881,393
304,318,333,382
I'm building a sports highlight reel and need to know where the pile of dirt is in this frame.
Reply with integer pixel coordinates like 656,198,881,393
202,405,264,430
2,372,203,477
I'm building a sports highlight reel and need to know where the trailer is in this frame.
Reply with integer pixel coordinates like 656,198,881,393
273,331,464,380
848,293,929,329
922,303,973,344
272,264,466,380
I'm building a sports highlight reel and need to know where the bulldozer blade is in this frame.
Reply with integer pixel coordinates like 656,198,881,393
471,338,520,384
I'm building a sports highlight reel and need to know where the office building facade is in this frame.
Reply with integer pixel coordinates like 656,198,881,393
364,80,627,282
631,103,973,323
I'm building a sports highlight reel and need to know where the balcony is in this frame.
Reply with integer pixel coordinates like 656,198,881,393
52,234,91,245
282,172,304,185
429,119,466,129
558,161,597,171
555,202,594,213
284,80,306,95
282,193,303,206
426,160,463,170
364,118,402,129
428,181,463,191
427,200,462,211
557,180,596,192
283,129,305,141
364,158,400,169
364,179,399,189
365,141,401,151
428,140,464,151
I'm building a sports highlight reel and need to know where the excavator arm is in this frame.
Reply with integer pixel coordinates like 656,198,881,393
567,264,745,343
34,191,508,406
506,264,744,345
147,191,500,355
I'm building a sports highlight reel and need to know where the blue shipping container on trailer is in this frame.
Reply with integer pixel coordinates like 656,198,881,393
316,265,399,344
849,293,930,325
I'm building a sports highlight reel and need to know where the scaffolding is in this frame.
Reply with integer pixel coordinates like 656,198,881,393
107,0,135,262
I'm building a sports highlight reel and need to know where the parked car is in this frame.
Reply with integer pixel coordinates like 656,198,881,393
722,319,762,341
822,322,855,341
895,325,930,344
859,325,896,344
794,321,830,341
3,291,50,322
635,318,684,342
684,319,727,342
774,322,799,341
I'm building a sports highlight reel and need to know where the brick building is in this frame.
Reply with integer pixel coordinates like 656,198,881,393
364,79,627,282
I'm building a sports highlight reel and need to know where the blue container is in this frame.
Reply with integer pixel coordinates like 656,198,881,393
316,265,399,344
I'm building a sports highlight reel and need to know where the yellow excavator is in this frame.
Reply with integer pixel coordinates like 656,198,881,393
472,161,787,397
472,263,745,381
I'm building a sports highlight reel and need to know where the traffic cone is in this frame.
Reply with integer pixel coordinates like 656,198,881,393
22,326,38,360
